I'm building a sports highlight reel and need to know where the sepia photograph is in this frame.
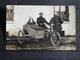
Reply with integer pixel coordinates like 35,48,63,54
6,5,76,50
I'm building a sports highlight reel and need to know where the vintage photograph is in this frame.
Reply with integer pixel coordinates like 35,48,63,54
6,5,76,50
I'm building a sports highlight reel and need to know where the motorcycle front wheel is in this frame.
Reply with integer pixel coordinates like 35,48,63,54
50,32,61,46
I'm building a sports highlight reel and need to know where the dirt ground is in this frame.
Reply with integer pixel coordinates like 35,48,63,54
6,37,76,50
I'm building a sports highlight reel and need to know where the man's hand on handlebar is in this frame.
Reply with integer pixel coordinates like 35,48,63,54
50,23,54,27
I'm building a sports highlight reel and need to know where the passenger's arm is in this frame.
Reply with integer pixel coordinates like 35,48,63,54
44,18,50,25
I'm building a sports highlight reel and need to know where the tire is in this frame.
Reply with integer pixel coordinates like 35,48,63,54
18,30,25,44
50,32,61,46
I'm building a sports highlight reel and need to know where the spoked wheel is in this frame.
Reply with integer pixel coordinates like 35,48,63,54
50,32,61,46
18,30,25,44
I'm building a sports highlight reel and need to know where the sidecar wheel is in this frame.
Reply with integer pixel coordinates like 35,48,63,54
18,30,25,44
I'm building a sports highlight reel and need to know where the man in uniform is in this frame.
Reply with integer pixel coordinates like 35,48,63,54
50,12,63,32
37,12,50,29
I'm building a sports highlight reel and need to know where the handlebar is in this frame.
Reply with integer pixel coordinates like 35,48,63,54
50,23,54,27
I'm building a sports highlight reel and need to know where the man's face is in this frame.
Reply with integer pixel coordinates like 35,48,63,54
39,14,43,17
54,15,57,17
54,12,58,17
